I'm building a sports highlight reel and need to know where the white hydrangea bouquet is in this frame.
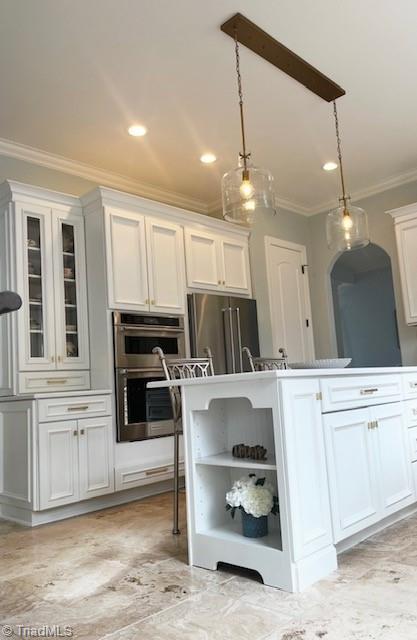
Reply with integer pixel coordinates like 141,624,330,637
225,473,279,538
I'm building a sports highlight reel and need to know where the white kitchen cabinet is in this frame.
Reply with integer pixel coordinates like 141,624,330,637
78,417,114,500
146,217,185,314
372,402,414,517
39,419,80,509
324,402,414,542
105,208,185,313
324,408,380,542
105,208,149,311
184,227,251,296
0,182,90,395
38,407,114,510
388,204,417,325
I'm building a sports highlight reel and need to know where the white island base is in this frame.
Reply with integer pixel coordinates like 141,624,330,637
149,367,417,592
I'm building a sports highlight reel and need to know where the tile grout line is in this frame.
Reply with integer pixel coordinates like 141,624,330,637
97,574,238,639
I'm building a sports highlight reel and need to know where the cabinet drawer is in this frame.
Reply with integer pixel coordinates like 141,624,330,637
38,394,111,423
19,370,90,394
403,373,417,398
115,461,184,492
409,427,417,462
320,375,402,412
404,399,417,427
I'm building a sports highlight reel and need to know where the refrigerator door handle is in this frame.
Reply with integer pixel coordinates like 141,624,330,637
235,307,243,372
228,306,236,373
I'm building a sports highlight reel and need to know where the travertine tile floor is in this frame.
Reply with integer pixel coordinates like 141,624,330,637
1,493,417,639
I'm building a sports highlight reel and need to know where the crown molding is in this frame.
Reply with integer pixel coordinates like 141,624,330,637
2,137,417,220
0,137,210,215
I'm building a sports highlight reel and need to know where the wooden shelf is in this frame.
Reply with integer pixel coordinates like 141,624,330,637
195,451,276,471
202,519,282,549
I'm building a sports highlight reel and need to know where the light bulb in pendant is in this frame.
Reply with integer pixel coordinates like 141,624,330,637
342,212,353,231
240,178,255,200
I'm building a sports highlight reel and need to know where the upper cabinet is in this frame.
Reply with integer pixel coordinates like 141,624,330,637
388,203,417,325
105,208,186,314
184,227,251,296
0,182,90,394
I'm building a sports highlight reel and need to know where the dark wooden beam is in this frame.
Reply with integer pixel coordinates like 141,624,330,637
221,13,345,103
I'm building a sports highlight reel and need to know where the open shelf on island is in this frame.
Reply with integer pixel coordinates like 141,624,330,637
196,451,276,471
201,518,282,550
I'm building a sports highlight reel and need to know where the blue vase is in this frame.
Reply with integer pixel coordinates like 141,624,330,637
241,511,268,538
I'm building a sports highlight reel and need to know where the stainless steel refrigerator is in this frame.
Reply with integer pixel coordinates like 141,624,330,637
187,293,260,374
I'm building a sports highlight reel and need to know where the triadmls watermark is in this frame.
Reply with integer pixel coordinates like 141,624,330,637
1,625,73,638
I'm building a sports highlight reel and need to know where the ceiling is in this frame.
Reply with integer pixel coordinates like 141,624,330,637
1,0,417,215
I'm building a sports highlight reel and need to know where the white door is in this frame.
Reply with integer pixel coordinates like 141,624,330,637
52,210,90,370
105,208,149,311
16,203,56,371
323,408,380,542
184,228,221,290
219,236,251,296
395,220,417,324
78,417,114,500
38,420,79,509
265,237,314,361
146,218,185,314
372,403,414,517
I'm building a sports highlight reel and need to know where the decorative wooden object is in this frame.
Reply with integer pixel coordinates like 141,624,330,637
232,443,267,461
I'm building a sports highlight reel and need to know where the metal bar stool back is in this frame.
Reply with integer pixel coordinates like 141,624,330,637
152,346,214,534
242,346,289,371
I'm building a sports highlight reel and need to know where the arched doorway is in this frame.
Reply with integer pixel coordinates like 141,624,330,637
330,243,402,367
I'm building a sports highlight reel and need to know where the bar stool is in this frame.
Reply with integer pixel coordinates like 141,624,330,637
152,346,215,534
242,346,289,371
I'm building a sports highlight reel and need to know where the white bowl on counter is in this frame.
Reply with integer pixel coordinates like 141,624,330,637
288,358,352,369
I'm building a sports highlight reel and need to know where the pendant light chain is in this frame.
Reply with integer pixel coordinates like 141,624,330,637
234,29,250,172
333,100,348,213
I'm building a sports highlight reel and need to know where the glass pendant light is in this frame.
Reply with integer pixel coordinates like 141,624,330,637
222,30,275,226
326,101,370,251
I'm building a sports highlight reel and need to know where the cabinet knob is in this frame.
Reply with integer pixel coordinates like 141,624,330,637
51,355,55,363
151,299,155,305
223,280,226,285
218,280,221,285
73,430,78,436
57,355,62,363
80,428,85,435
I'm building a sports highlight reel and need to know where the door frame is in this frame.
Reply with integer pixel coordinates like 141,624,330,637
265,236,315,359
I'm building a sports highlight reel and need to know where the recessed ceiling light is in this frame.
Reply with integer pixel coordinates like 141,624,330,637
128,124,147,137
200,153,217,164
323,161,338,171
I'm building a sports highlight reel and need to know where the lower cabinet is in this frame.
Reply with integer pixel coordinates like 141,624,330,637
324,402,414,542
39,416,114,509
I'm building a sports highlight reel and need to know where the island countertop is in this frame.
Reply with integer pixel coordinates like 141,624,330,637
147,366,417,388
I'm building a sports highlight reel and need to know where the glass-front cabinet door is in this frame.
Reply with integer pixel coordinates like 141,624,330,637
54,211,89,370
20,205,56,370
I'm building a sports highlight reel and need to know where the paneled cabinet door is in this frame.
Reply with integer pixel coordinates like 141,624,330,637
395,220,417,325
323,408,380,542
146,218,185,314
38,420,79,509
52,210,90,370
184,228,221,290
17,203,56,371
219,236,251,295
372,403,414,517
78,417,114,500
105,208,149,311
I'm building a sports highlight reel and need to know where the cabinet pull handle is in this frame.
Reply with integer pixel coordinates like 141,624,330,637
223,280,226,285
218,280,221,285
46,379,67,385
57,355,62,363
410,382,417,388
145,298,149,304
145,467,169,476
360,388,379,395
151,299,155,305
412,409,417,416
80,428,85,435
51,355,55,363
73,430,78,436
67,405,89,412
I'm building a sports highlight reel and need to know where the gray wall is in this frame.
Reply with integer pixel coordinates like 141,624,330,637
308,182,417,365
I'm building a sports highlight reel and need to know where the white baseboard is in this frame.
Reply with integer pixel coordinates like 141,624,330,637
0,479,183,527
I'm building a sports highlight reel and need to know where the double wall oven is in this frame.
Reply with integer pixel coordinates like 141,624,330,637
114,312,185,442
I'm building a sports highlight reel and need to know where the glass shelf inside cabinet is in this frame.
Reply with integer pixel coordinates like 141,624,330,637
27,216,44,358
61,223,79,359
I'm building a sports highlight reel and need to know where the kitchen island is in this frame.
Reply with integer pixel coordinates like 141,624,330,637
148,367,417,592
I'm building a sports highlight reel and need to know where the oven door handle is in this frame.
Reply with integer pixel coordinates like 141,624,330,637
117,325,185,335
